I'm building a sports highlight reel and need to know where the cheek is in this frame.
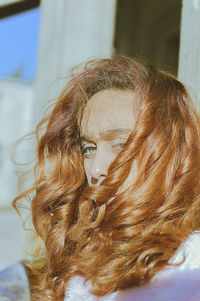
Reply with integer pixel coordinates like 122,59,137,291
120,160,138,192
83,159,91,181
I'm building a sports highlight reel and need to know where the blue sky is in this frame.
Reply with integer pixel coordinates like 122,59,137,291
0,7,41,81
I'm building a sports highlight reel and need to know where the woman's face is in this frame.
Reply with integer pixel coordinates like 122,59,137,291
80,89,137,188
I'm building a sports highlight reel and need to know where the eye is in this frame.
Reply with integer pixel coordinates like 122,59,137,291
111,138,126,151
112,143,124,150
81,144,96,157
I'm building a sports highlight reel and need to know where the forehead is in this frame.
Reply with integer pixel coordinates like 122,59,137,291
80,89,136,139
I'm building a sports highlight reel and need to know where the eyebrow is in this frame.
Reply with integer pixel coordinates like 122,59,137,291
80,128,132,143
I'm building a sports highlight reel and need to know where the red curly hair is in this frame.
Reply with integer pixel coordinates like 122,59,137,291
13,56,200,301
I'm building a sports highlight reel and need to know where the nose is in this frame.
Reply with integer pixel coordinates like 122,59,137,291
90,168,104,185
90,162,107,186
89,150,109,186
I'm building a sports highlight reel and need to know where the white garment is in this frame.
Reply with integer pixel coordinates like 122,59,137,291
65,231,200,301
0,262,30,301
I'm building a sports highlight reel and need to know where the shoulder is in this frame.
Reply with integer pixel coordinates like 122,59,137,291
65,276,118,301
65,233,200,301
0,262,30,301
115,231,200,301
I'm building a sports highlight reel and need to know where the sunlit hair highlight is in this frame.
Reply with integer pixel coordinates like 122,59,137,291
13,56,200,300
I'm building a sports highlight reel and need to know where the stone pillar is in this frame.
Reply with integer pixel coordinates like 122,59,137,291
34,0,117,124
178,0,200,106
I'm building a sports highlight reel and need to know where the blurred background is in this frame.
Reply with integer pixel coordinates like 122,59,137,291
0,0,198,269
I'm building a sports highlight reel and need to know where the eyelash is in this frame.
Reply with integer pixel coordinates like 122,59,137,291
81,143,125,157
112,143,124,150
81,145,96,157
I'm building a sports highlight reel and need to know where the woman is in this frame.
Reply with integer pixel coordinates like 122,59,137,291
3,56,200,300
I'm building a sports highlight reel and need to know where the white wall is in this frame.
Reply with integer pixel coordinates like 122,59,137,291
0,79,33,269
0,210,26,270
178,0,200,108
